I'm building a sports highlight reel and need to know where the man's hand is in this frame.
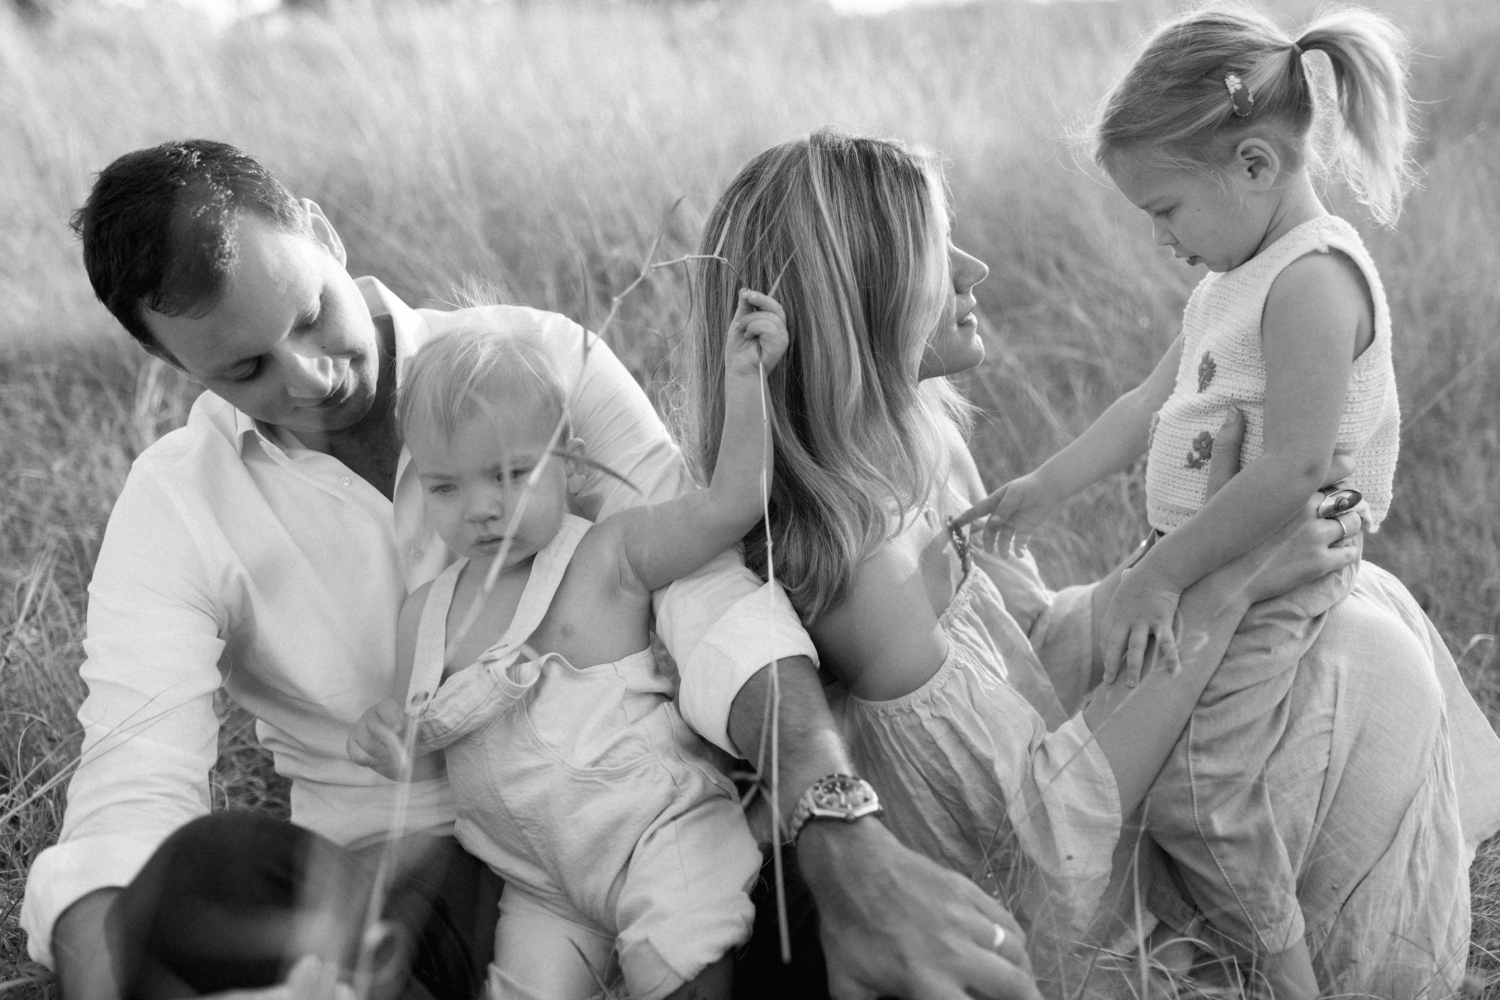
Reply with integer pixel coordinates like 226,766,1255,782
800,819,1043,1000
952,472,1060,554
346,699,413,781
1099,564,1182,686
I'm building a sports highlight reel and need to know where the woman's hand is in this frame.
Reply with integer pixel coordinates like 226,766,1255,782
724,289,789,377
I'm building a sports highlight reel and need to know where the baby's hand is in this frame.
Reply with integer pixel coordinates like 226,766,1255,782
952,472,1059,553
724,289,789,378
347,697,413,782
1101,565,1182,686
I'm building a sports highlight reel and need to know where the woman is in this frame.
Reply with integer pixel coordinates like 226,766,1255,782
683,128,1500,997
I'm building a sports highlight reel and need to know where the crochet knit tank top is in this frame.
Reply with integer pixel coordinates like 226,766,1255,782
1145,215,1399,532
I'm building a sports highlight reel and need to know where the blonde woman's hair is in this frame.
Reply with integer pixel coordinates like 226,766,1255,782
397,325,568,444
1094,2,1415,225
684,127,970,624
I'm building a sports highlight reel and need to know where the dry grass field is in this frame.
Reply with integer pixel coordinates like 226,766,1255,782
2,0,1498,996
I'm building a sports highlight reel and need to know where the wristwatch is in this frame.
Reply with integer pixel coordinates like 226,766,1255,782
786,774,883,843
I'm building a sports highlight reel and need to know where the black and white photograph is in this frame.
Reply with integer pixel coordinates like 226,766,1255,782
2,0,1498,996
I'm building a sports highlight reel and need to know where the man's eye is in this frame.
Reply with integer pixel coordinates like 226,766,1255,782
226,361,261,382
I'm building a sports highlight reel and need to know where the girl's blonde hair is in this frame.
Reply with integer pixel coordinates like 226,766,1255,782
397,325,568,444
1095,3,1415,225
684,127,969,624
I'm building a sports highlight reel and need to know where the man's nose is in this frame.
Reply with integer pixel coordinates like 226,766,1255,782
282,343,337,400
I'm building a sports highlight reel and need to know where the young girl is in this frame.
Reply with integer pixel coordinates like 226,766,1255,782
346,303,787,1000
683,128,1381,995
959,5,1411,993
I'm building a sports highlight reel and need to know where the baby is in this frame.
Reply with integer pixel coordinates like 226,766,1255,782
347,290,788,1000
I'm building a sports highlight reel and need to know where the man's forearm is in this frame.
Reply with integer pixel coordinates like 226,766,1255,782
53,887,123,1000
727,655,851,823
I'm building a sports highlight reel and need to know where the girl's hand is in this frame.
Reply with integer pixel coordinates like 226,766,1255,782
725,289,789,377
347,697,412,782
1101,566,1182,685
952,472,1059,553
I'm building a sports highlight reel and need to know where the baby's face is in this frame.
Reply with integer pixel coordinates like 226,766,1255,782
408,398,569,570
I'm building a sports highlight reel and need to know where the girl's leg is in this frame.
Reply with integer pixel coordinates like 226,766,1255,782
489,887,615,1000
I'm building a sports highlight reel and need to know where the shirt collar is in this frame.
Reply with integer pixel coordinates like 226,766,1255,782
231,276,422,456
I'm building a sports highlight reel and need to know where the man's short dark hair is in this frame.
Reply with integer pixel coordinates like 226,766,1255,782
70,139,312,354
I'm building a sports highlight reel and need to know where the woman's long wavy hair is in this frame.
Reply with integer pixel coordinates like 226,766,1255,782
683,128,970,624
1094,2,1415,225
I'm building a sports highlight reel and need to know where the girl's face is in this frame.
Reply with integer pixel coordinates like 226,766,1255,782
408,398,570,570
1109,151,1269,273
918,235,991,381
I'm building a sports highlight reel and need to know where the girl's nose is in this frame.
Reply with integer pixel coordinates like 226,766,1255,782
1151,219,1174,246
282,343,337,400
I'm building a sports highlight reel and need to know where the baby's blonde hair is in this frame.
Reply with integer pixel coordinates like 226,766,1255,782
684,127,970,624
397,325,568,445
1095,2,1415,225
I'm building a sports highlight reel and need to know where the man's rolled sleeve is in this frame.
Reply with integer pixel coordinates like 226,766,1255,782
21,467,225,967
659,557,818,758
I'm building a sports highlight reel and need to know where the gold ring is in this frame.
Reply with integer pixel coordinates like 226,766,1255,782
1337,510,1359,541
991,922,1007,952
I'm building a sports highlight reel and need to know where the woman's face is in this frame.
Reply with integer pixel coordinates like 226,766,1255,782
918,235,990,380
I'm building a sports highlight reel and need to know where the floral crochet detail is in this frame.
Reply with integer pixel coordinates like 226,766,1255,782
1198,351,1217,393
1186,431,1214,470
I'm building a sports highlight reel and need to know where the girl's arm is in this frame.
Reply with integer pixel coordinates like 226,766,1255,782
611,290,788,593
956,335,1182,548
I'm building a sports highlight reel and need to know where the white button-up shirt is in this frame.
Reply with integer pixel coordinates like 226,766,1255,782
22,278,815,967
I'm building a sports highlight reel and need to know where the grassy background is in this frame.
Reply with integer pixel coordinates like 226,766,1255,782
2,0,1498,995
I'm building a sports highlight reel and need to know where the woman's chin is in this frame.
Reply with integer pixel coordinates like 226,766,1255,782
918,339,985,380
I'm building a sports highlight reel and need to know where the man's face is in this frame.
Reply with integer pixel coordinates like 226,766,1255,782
142,209,383,434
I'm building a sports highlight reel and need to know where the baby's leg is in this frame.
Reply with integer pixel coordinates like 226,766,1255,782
489,886,616,1000
1146,565,1357,988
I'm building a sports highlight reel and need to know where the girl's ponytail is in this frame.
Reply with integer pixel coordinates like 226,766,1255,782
1296,8,1414,225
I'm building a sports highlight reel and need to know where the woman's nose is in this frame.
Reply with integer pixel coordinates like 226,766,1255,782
953,247,989,292
282,344,337,400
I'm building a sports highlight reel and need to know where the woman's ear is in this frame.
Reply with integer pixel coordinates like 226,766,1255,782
564,437,589,492
303,199,349,267
1231,138,1282,191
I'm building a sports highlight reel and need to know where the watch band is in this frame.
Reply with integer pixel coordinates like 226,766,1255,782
786,773,883,843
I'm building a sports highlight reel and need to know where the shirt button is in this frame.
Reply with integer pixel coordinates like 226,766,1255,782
339,476,352,488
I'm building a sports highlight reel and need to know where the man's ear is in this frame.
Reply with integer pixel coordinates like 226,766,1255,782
564,436,589,491
303,199,348,267
1231,137,1281,191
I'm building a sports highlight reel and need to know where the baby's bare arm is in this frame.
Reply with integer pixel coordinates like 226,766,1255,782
616,290,786,593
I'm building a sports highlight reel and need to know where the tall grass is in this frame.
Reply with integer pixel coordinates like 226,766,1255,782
2,0,1498,996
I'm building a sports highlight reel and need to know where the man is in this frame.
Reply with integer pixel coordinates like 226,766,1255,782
23,140,1039,1000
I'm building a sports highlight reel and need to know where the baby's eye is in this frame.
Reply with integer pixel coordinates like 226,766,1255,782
225,360,262,383
503,468,531,482
428,483,457,496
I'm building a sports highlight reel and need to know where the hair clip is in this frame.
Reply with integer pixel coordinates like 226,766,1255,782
1224,73,1254,117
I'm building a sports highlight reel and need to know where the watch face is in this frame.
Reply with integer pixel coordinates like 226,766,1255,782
813,775,875,812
